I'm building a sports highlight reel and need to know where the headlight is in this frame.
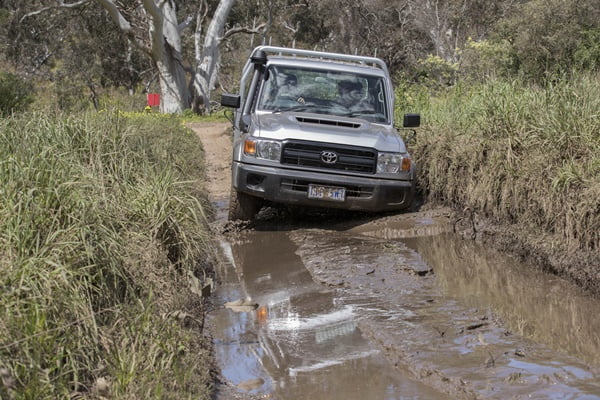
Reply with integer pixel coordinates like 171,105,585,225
377,152,411,173
244,139,282,161
257,140,282,160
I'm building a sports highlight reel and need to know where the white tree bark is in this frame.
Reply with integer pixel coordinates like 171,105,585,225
142,0,189,113
25,0,244,113
193,0,236,111
94,0,236,113
415,0,459,63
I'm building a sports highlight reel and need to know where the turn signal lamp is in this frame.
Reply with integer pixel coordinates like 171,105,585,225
244,139,256,155
256,306,268,324
401,157,411,171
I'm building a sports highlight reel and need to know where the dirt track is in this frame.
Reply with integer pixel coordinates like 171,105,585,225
190,122,600,399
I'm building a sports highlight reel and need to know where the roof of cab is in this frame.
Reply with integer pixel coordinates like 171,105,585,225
266,56,388,78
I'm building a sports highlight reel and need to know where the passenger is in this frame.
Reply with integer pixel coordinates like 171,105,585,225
336,80,372,111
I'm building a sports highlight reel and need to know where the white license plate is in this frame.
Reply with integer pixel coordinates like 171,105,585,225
308,184,346,202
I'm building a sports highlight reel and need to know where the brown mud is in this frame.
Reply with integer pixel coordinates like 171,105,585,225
467,216,600,297
190,122,600,399
290,226,600,398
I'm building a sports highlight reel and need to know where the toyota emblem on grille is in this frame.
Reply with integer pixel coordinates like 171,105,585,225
321,151,338,164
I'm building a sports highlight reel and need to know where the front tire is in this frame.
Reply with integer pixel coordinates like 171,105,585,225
228,187,262,221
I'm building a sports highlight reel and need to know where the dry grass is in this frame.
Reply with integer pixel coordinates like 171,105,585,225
0,111,215,399
403,71,599,254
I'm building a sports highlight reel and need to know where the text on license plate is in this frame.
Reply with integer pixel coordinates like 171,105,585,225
308,185,346,202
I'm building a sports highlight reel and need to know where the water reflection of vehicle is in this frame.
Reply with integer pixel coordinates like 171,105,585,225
229,231,369,378
215,230,442,399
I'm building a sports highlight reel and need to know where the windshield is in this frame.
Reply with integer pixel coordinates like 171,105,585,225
257,65,389,123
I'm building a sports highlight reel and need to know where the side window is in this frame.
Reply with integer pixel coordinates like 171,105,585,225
257,67,282,110
373,80,386,116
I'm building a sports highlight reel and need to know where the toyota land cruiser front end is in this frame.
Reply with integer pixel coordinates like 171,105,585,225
221,46,420,221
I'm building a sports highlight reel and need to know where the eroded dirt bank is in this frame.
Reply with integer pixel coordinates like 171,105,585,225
190,121,600,399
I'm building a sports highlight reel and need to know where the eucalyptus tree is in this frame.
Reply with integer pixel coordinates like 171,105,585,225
99,0,239,113
16,0,256,113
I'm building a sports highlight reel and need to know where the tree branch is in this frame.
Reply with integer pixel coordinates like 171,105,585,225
178,15,195,33
141,0,167,59
194,0,209,69
19,0,91,23
141,0,163,22
223,23,267,40
283,21,299,34
95,0,151,56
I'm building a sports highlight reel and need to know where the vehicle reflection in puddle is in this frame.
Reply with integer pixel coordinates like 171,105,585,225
210,230,445,399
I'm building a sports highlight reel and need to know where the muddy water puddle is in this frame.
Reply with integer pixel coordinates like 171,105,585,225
210,229,445,399
210,213,600,399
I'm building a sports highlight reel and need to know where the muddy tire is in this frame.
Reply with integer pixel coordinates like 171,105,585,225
408,191,419,213
228,187,262,221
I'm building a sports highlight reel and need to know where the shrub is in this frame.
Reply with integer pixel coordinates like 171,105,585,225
495,0,600,81
0,71,33,116
459,37,516,81
414,55,459,90
574,28,600,71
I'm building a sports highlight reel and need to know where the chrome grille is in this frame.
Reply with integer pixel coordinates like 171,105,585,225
281,140,377,173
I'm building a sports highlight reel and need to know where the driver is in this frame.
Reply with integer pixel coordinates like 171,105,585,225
279,73,299,97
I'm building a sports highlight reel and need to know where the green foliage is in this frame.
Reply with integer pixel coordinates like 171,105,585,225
411,72,600,252
181,107,228,122
0,8,9,61
0,112,213,399
494,0,600,82
53,78,89,112
0,71,34,115
414,55,459,90
394,78,431,120
0,8,9,23
459,37,516,80
574,28,600,71
98,87,148,113
4,1,148,111
3,0,600,114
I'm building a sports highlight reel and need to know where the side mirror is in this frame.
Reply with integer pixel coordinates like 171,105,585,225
221,93,241,108
403,113,420,128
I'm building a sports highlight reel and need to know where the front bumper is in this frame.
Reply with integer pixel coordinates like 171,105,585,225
232,162,414,212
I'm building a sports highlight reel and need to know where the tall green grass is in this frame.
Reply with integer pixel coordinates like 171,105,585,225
0,112,214,399
401,72,599,252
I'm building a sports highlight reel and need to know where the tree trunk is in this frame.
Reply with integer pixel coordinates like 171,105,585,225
95,0,236,113
156,57,189,114
146,0,190,113
193,0,236,113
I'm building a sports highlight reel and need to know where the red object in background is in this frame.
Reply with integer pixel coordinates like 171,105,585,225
147,93,160,106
